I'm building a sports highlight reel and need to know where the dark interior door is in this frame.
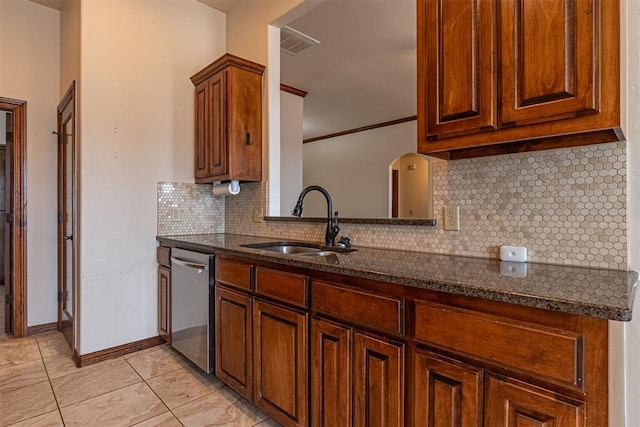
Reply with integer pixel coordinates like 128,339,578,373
57,83,76,347
392,169,399,218
3,111,11,334
0,146,7,285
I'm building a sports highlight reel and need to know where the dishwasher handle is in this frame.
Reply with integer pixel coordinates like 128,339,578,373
171,257,208,273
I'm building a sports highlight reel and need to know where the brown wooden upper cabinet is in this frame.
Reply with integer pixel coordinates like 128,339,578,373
418,0,622,159
191,54,265,183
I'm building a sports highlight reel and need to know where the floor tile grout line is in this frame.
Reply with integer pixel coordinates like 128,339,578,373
138,373,188,427
0,338,49,393
53,357,149,410
126,352,252,427
35,335,73,426
1,336,65,427
123,353,234,427
3,335,279,426
122,352,190,427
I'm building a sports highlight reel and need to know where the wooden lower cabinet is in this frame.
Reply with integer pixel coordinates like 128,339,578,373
311,318,352,426
311,317,404,427
413,349,483,427
412,350,585,427
353,332,405,427
208,257,605,427
253,300,308,427
215,286,252,400
485,374,585,427
157,266,171,343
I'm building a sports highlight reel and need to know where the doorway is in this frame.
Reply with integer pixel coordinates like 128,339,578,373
0,97,27,338
57,83,77,348
0,114,8,334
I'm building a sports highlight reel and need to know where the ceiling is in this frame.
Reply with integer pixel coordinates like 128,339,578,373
27,0,66,10
27,0,242,12
26,0,416,141
281,0,416,140
195,0,240,13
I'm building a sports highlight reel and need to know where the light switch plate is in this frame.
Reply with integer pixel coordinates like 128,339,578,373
443,205,460,231
253,208,264,223
171,207,181,222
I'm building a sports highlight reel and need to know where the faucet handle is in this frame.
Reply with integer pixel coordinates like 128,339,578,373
338,236,351,248
327,211,340,246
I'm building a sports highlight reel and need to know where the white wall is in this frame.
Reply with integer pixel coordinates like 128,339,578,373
227,0,307,65
0,0,60,326
60,0,80,95
302,121,416,217
226,0,316,215
624,1,640,425
280,91,304,214
79,0,225,354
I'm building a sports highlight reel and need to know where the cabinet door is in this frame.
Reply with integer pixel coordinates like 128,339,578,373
253,300,308,427
207,72,227,178
157,266,171,343
413,349,483,427
353,333,404,427
215,286,252,400
419,0,496,142
226,66,263,182
485,375,585,427
499,0,597,127
311,318,352,427
194,80,209,180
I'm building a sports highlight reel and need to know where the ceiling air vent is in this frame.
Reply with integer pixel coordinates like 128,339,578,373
281,26,321,56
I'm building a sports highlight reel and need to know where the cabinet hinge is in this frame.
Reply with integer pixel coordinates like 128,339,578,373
57,212,63,224
5,212,11,224
58,291,64,302
5,293,10,305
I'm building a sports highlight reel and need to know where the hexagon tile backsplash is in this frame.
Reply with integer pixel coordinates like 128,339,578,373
158,141,627,270
157,181,225,235
224,142,627,270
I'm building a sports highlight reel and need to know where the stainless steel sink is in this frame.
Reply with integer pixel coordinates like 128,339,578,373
241,241,355,257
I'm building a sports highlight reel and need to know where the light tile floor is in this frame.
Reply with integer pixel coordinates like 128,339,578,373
0,332,281,426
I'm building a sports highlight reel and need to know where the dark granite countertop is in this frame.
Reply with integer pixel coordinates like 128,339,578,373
157,233,638,321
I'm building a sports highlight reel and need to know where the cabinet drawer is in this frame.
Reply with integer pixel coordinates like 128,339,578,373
216,259,252,291
255,267,307,308
157,246,171,268
312,281,404,335
414,301,584,389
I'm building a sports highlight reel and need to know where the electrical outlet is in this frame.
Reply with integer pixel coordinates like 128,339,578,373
253,208,264,223
443,205,460,231
171,207,181,222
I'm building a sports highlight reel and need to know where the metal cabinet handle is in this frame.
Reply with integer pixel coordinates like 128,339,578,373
171,257,208,273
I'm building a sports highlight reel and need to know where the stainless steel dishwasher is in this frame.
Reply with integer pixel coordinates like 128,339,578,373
170,248,214,373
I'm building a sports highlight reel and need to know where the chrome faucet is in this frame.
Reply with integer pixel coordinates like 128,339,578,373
292,185,340,246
